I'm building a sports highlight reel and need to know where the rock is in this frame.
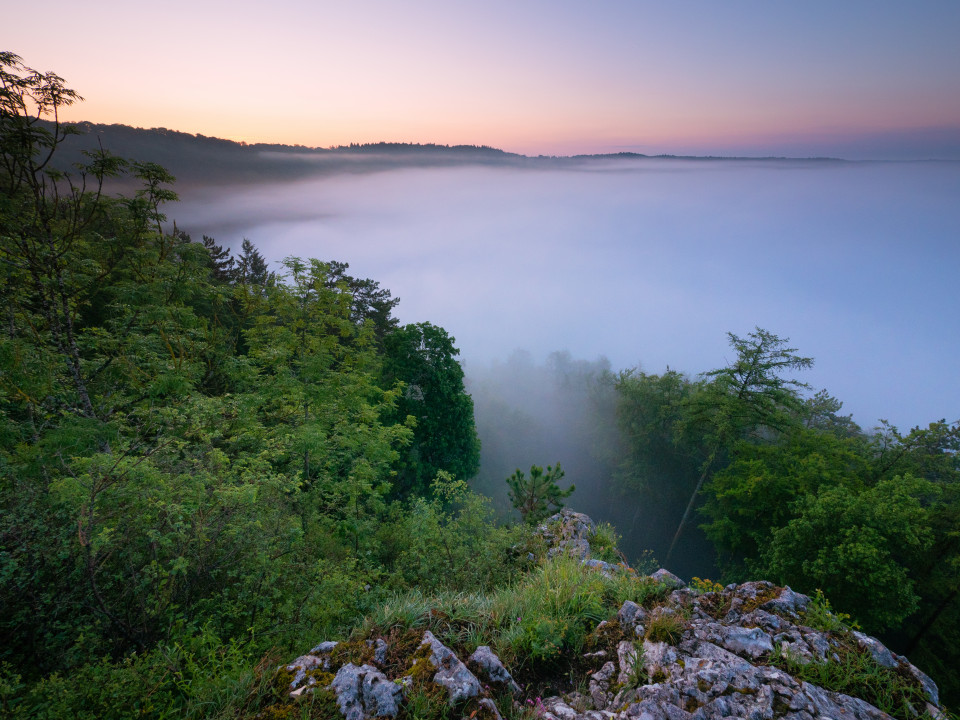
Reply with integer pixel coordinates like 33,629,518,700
715,624,774,660
478,697,505,720
617,640,641,685
589,660,616,709
469,645,521,695
650,568,685,587
618,600,649,633
330,663,403,720
286,653,327,691
642,640,679,680
420,630,482,705
540,510,595,559
310,640,339,656
373,638,388,666
276,511,946,720
760,586,809,618
851,631,898,668
286,639,340,691
907,662,940,706
583,558,617,574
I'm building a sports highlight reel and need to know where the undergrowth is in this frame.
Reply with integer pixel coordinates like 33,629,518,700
770,643,939,720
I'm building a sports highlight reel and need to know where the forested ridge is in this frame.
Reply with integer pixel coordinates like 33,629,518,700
2,52,958,717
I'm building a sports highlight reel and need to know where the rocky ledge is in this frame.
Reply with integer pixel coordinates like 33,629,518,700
273,511,947,720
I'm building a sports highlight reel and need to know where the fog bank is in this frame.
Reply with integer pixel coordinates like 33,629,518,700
173,158,960,432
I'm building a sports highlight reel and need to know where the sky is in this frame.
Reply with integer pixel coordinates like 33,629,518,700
9,1,960,158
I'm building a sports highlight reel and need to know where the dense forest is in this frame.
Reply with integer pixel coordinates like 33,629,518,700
2,52,958,716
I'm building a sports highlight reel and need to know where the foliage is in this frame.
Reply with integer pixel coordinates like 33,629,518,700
689,577,724,594
613,368,702,501
386,472,531,592
802,589,858,632
665,328,815,563
4,51,960,714
0,628,278,720
699,427,870,573
644,608,688,645
507,463,575,524
0,52,486,712
622,641,648,690
381,322,481,498
764,475,935,631
685,327,814,445
587,522,622,564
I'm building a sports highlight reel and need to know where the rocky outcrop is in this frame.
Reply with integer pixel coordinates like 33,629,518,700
275,510,945,720
419,630,482,704
538,509,596,560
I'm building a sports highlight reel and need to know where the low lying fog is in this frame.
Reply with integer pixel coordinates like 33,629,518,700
174,157,960,434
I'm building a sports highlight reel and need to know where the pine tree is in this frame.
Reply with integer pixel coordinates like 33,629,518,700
236,237,270,285
506,463,574,524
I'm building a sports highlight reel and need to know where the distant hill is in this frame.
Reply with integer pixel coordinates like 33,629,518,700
48,121,844,189
50,122,529,188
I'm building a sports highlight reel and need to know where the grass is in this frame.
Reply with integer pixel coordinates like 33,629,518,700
801,589,859,632
587,523,622,564
644,606,689,645
362,554,671,670
770,642,940,720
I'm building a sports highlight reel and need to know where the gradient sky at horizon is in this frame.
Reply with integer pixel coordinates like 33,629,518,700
9,1,960,158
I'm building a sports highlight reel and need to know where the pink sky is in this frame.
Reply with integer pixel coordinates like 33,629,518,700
9,1,960,158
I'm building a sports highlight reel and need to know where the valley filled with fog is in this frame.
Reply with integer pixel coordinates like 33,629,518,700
174,156,960,432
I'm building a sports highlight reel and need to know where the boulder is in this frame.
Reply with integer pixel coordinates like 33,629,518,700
330,663,402,720
420,630,482,705
469,645,521,694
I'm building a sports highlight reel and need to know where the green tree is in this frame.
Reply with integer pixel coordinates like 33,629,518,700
242,257,411,553
667,328,813,562
324,259,400,346
236,237,270,285
381,322,480,498
699,427,871,574
507,463,574,524
765,475,936,631
614,368,702,502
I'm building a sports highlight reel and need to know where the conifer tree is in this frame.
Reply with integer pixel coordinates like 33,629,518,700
506,463,574,524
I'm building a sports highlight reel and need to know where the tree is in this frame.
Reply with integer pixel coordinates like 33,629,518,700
507,463,574,524
614,368,702,502
699,427,870,574
381,322,480,498
201,234,236,282
765,475,936,631
667,328,813,562
803,389,862,438
236,237,270,285
324,260,400,345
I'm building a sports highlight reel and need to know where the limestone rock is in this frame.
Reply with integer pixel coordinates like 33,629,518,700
649,568,685,587
330,663,402,720
373,638,388,666
477,697,505,720
589,660,616,709
618,600,649,634
469,645,521,694
420,630,482,705
539,509,595,559
279,511,945,720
